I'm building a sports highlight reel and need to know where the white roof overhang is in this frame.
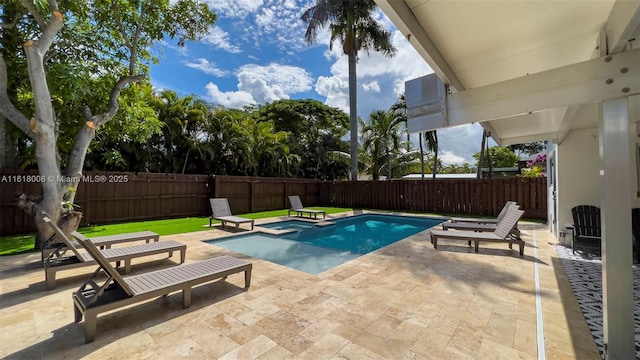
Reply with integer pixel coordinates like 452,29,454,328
376,0,640,145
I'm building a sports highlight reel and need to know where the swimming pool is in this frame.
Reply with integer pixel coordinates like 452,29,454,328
206,214,443,275
258,219,317,231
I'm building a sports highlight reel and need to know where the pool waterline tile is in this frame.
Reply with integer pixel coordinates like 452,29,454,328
207,214,443,275
256,220,336,236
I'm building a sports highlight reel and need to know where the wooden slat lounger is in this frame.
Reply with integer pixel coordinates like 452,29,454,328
449,201,518,224
72,236,252,343
431,208,526,256
442,221,521,238
209,198,254,230
287,195,326,219
42,217,186,289
81,231,159,249
42,227,159,259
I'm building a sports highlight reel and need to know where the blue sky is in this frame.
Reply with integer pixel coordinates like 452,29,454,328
151,0,488,166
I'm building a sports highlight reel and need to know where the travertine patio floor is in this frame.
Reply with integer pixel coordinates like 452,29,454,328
0,211,601,359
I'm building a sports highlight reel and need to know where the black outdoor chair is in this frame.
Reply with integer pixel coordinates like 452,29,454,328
570,205,601,255
633,208,640,264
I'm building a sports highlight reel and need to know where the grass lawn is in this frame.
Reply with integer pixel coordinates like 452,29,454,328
0,207,546,256
0,207,352,256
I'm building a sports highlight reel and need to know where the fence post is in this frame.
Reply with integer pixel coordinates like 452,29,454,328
213,176,220,198
283,181,287,209
250,180,254,213
207,175,215,200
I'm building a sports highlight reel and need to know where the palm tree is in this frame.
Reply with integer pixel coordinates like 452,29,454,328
424,131,438,179
360,109,405,180
149,90,208,174
301,0,396,181
234,117,293,177
391,94,438,180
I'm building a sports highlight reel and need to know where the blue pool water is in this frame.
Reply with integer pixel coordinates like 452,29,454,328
207,214,443,275
259,220,317,231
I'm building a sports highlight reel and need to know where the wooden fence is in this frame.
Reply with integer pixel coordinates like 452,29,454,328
319,177,547,219
212,176,321,215
0,171,321,235
1,170,546,236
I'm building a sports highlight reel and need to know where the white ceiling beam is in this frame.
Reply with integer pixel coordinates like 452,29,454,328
445,48,640,128
374,0,465,91
556,106,579,144
605,0,640,54
500,132,559,146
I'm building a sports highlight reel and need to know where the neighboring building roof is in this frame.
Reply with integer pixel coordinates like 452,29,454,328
480,167,519,172
402,173,477,180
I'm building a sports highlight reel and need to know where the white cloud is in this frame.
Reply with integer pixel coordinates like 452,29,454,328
438,150,467,166
436,124,490,165
205,83,255,108
362,81,380,93
238,73,287,104
198,0,325,55
251,1,313,52
317,29,432,114
238,63,312,94
185,58,228,77
205,0,264,18
315,75,349,112
255,7,276,29
202,27,242,53
205,63,313,107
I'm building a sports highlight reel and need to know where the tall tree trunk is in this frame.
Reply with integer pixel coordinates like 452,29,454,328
477,130,487,179
181,147,190,174
432,131,438,179
419,132,425,180
348,51,358,181
486,135,493,178
432,146,438,179
0,114,17,169
23,29,67,249
387,149,391,180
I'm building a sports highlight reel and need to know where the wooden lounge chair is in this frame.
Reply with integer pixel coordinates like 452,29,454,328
42,217,186,289
45,229,159,251
72,236,252,343
569,205,601,255
209,198,254,230
41,215,159,259
430,208,526,255
442,203,521,238
442,221,521,238
288,195,326,219
79,231,159,249
449,201,518,224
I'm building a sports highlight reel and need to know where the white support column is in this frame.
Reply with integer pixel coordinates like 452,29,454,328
599,98,634,360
